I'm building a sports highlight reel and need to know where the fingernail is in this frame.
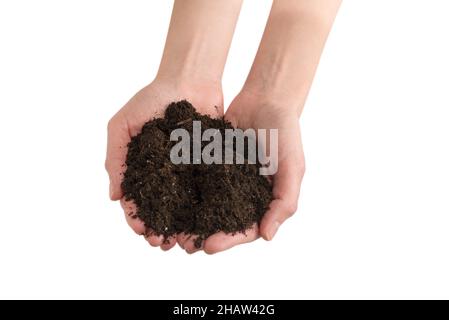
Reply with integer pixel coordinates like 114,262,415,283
267,221,280,241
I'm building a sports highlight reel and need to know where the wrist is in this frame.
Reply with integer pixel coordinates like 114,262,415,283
156,34,225,90
151,77,224,116
156,0,241,93
241,81,306,118
234,87,302,120
156,60,223,90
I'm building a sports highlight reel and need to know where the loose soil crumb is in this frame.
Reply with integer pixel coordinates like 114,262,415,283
121,100,272,248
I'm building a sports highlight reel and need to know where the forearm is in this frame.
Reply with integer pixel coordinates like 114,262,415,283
156,0,243,88
243,0,342,115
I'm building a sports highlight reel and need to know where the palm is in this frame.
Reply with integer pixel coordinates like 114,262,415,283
106,81,223,251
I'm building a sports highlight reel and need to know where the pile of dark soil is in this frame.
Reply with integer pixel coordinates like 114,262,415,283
121,100,272,248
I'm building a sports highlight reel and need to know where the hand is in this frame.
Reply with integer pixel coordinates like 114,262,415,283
106,79,223,250
106,0,243,252
180,0,341,254
178,91,305,254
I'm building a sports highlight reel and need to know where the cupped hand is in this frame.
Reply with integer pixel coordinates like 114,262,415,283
180,91,305,254
106,79,223,251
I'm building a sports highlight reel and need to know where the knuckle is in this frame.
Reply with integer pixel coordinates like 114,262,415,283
285,201,298,217
107,118,116,132
107,114,124,133
104,159,111,172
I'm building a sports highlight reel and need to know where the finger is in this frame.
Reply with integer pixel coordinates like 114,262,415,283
144,233,164,247
203,224,259,254
121,199,145,235
260,158,304,241
160,236,177,251
106,115,130,200
176,232,190,249
184,236,203,254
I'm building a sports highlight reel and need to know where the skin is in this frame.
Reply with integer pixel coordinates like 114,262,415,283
106,0,243,250
106,0,341,254
181,0,342,254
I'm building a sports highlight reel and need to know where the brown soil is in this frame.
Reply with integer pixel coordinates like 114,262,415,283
121,100,272,248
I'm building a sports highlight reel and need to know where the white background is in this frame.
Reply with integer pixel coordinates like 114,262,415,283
0,0,448,299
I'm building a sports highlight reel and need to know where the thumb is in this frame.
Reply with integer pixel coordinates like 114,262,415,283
105,115,130,200
260,157,305,240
